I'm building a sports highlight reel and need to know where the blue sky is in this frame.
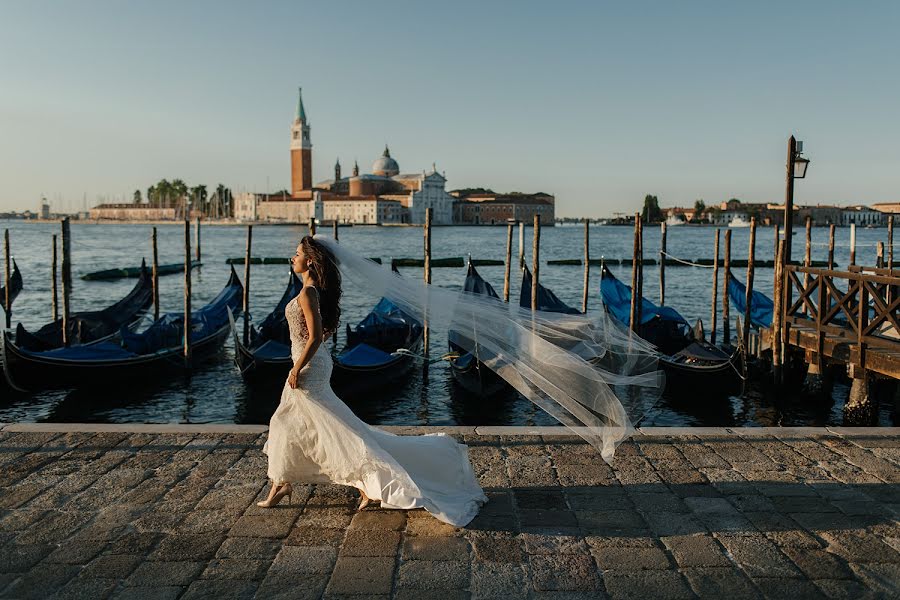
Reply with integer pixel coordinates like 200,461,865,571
1,1,898,217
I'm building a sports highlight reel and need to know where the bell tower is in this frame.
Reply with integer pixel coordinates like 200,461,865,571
290,87,312,195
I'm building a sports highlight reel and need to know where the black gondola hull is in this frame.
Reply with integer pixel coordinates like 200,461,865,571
331,346,419,397
2,324,232,393
448,351,510,397
659,352,743,398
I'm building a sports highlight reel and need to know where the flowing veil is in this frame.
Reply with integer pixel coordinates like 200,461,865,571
315,235,663,462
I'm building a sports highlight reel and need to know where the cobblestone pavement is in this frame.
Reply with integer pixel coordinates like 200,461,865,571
0,426,898,599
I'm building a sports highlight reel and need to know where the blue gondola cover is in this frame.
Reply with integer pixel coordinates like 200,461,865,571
727,273,774,328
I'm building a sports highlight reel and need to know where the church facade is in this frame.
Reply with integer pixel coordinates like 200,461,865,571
242,89,456,225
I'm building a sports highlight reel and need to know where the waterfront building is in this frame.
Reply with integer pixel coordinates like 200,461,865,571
452,192,555,225
841,205,885,227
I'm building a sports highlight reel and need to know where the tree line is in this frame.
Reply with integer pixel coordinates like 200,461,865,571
132,179,234,219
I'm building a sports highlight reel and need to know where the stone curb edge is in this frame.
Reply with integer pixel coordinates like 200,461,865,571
0,423,898,437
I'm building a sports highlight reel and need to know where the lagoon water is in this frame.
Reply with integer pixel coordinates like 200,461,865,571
0,219,896,427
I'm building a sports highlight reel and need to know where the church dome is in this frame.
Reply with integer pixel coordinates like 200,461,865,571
372,145,400,177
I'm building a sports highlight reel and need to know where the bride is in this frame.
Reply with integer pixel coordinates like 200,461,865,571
258,235,488,526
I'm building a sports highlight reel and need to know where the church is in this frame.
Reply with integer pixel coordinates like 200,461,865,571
235,89,456,225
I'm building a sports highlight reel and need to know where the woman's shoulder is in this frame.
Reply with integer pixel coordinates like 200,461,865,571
297,285,320,304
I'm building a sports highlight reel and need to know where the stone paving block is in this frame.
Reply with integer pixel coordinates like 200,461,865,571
294,506,354,529
228,513,298,538
680,567,762,599
780,546,855,580
284,526,346,547
0,563,79,599
513,490,567,510
347,510,406,531
326,556,395,595
397,559,469,590
110,585,185,600
124,560,205,587
393,591,471,600
269,545,337,576
255,574,327,599
402,535,470,560
471,562,528,598
44,537,107,564
0,542,54,573
215,537,281,560
564,487,629,511
200,558,270,580
51,576,119,600
820,530,900,563
180,579,257,599
640,511,705,537
813,578,876,599
472,536,524,562
751,576,828,599
103,532,160,556
519,509,577,529
592,545,672,570
628,491,689,514
660,534,730,568
340,529,400,557
715,534,802,579
849,562,900,595
521,531,588,555
79,553,144,579
406,516,466,537
529,554,600,592
575,510,648,534
148,534,225,562
602,570,694,600
176,509,242,534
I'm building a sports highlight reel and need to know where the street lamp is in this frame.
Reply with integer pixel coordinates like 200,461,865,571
793,140,810,178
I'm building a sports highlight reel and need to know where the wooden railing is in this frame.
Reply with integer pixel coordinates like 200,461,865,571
781,264,900,372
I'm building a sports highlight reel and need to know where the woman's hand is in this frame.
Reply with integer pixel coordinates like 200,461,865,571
287,366,302,389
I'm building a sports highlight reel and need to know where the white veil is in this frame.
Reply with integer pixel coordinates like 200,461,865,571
315,235,663,462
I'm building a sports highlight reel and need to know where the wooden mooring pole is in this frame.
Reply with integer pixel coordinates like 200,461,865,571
804,216,812,316
243,225,252,346
195,216,201,263
151,228,160,321
423,208,432,354
183,219,192,366
850,223,857,266
333,219,339,241
3,229,10,329
889,215,894,272
61,218,72,347
518,221,525,269
659,221,666,306
503,222,513,303
711,229,720,346
637,217,643,326
51,234,59,322
743,217,757,355
773,225,779,291
877,242,884,269
630,214,640,332
531,214,541,311
828,224,836,270
582,218,590,313
722,229,732,345
772,239,784,384
309,217,316,237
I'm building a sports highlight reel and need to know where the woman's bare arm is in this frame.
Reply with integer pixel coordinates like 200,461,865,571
288,287,323,388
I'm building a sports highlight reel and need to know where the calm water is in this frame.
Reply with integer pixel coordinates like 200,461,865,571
0,219,896,427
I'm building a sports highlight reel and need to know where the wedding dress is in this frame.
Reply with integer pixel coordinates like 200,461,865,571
263,287,488,527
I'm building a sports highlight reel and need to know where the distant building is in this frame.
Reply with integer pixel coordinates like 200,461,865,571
39,196,50,219
252,89,457,225
872,202,900,215
452,192,555,225
841,205,884,227
89,204,180,220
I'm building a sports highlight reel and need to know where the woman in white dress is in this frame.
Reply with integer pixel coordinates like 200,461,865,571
258,236,487,527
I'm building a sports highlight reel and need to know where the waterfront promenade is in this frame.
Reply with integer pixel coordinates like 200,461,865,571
0,424,898,599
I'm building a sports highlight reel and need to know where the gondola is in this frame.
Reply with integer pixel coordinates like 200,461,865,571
229,270,303,383
0,260,23,311
331,296,424,397
519,265,582,314
599,264,742,397
2,267,243,392
81,260,201,281
14,259,154,352
447,263,510,396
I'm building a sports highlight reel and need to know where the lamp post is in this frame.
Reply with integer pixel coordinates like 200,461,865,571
779,135,810,385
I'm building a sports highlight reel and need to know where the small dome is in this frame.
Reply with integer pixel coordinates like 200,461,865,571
372,145,399,177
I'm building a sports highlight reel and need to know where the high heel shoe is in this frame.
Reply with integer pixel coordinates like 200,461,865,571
356,489,371,512
257,482,293,508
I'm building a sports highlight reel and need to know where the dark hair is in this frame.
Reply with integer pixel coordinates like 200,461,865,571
300,236,341,335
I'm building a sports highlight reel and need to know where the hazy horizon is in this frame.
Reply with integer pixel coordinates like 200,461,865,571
1,1,898,217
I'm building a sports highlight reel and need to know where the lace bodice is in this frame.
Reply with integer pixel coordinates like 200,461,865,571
285,287,328,363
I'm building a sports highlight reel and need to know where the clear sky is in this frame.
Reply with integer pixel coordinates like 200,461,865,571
1,1,898,217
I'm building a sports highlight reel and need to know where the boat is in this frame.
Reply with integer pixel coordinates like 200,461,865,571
447,262,511,396
81,260,201,281
0,260,23,310
518,266,581,314
599,265,742,397
229,270,303,383
2,267,243,392
13,260,155,352
665,215,686,226
728,215,751,228
727,273,774,328
331,295,424,397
